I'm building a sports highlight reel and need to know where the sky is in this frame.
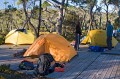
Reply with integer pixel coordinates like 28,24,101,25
0,0,114,12
0,0,19,9
0,0,44,10
0,0,102,9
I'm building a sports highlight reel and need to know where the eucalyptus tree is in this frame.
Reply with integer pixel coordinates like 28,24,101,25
17,0,42,38
4,0,9,10
107,0,120,28
108,0,119,10
71,0,98,30
37,0,42,36
102,0,110,22
96,7,102,28
85,0,97,30
42,1,59,32
42,1,51,11
47,0,68,35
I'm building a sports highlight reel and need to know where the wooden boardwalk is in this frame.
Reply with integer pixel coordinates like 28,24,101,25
47,45,120,79
0,45,120,79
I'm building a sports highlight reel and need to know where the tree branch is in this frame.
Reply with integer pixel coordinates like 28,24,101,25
51,0,61,5
46,0,60,8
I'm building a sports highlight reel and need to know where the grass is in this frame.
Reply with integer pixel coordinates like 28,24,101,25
0,64,55,79
0,64,33,79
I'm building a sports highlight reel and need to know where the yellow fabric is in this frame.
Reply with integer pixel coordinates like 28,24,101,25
24,34,77,62
81,30,118,47
5,29,35,45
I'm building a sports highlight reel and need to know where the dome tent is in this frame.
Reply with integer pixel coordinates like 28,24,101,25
81,30,118,47
24,34,77,62
5,29,35,45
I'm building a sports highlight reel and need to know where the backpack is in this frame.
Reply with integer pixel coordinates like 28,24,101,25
35,53,54,76
19,60,34,70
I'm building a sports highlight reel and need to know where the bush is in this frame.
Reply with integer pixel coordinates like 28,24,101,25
0,64,33,79
62,31,75,42
0,35,5,44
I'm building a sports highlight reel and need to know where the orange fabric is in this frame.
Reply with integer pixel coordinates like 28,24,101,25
55,67,64,72
24,34,77,62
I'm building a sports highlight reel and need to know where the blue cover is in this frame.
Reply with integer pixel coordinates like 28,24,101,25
89,46,104,52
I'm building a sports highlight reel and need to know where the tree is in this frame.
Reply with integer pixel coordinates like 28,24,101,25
17,0,42,38
4,0,9,10
94,6,102,28
102,0,110,22
37,0,42,37
47,0,66,35
107,0,120,28
113,17,119,29
71,0,97,30
42,1,51,11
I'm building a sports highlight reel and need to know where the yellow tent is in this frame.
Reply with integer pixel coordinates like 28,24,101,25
5,29,35,45
81,30,118,47
24,34,77,62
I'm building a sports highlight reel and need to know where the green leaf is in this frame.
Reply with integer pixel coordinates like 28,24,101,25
42,1,51,8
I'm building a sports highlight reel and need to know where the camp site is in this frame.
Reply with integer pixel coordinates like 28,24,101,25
0,0,120,79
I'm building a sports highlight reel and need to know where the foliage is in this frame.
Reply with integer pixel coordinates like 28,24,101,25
0,34,5,44
0,64,10,72
17,0,29,5
64,11,78,26
0,64,32,79
0,0,118,41
64,6,81,23
7,5,17,12
42,1,51,8
113,17,119,29
108,0,119,6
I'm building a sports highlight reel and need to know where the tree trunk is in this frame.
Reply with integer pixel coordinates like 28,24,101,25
99,13,102,28
106,4,109,22
89,6,93,30
118,6,120,28
6,21,10,32
22,0,38,39
83,13,87,30
104,0,109,23
22,0,28,28
56,0,65,35
37,0,42,37
104,2,109,29
95,20,98,29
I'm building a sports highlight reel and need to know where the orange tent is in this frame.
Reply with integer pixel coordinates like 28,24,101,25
24,34,77,62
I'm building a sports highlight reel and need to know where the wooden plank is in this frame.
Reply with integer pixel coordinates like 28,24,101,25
108,56,119,79
93,55,114,79
114,64,120,79
47,44,120,79
76,55,108,79
103,56,118,79
77,55,109,79
115,65,120,79
47,51,91,78
84,55,112,79
93,55,113,79
59,52,100,79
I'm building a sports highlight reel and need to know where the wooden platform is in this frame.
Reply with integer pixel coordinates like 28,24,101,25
0,45,120,79
47,45,120,79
